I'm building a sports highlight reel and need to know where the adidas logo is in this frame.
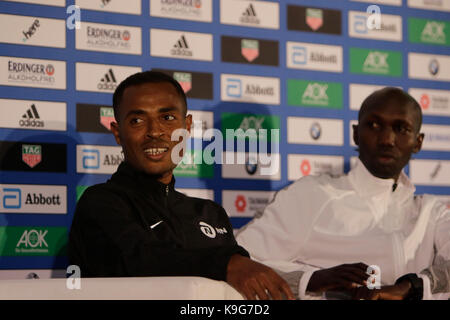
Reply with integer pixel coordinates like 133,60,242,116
240,4,260,24
19,104,44,128
97,69,118,91
171,35,193,57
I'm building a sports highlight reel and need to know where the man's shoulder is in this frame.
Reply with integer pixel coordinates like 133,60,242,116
78,180,128,203
288,172,349,191
174,190,223,210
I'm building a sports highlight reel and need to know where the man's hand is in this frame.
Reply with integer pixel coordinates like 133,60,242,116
226,254,295,300
307,263,370,293
350,280,412,300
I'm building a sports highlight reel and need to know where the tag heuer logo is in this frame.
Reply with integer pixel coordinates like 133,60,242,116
241,39,259,62
100,107,114,131
363,52,389,74
302,83,329,106
429,59,440,75
421,21,446,44
173,72,192,93
22,144,42,168
306,8,323,31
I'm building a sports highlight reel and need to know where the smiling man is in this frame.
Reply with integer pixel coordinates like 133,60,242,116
68,71,294,300
236,87,450,300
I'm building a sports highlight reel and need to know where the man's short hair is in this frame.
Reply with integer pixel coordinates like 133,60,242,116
359,87,423,133
112,70,188,121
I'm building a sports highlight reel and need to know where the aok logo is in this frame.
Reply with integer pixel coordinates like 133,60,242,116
421,21,445,44
363,51,389,73
22,19,40,42
302,83,329,106
16,229,48,249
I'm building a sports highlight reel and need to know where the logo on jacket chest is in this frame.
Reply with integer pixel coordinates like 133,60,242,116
199,221,228,239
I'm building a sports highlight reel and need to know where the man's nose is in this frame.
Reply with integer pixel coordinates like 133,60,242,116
146,119,163,138
378,127,395,146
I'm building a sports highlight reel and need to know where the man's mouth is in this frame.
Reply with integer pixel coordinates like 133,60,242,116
144,147,169,156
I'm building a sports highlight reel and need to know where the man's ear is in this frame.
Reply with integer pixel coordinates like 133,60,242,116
413,133,424,153
352,124,359,146
185,114,192,134
110,121,121,146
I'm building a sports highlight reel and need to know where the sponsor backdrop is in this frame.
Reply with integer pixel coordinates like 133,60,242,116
0,0,449,275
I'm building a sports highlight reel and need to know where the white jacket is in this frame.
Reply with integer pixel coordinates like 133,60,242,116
236,159,450,299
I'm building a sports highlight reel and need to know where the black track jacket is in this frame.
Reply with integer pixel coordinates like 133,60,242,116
69,162,249,280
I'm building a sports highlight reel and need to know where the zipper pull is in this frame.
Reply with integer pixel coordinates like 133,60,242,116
165,185,169,196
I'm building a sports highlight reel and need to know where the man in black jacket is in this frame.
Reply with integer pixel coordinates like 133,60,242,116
69,71,294,300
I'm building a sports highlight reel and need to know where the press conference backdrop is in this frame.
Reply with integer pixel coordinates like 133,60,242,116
0,0,449,275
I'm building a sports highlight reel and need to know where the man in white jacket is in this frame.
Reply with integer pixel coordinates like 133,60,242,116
236,87,450,300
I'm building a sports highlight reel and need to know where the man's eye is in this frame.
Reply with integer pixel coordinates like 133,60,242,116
130,118,143,124
369,121,380,129
164,115,175,121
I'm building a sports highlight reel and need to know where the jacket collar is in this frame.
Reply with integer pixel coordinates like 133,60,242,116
109,161,176,195
349,158,415,200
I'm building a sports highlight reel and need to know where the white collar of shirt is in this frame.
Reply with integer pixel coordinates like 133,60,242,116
349,158,415,205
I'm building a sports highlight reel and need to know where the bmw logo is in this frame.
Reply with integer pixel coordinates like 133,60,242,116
245,156,258,175
310,122,322,140
429,59,439,76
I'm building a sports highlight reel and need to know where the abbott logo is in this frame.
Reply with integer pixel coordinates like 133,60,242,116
3,188,21,209
82,149,100,169
226,78,242,98
292,46,307,65
354,15,368,34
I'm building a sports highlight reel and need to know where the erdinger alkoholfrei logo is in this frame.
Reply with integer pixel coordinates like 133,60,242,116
420,94,430,109
310,122,322,140
99,107,114,131
241,39,259,62
245,155,258,175
98,69,117,91
22,144,42,168
171,35,193,57
429,59,440,76
173,72,192,93
20,104,44,128
306,8,323,31
300,159,312,176
235,195,247,213
240,3,260,24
